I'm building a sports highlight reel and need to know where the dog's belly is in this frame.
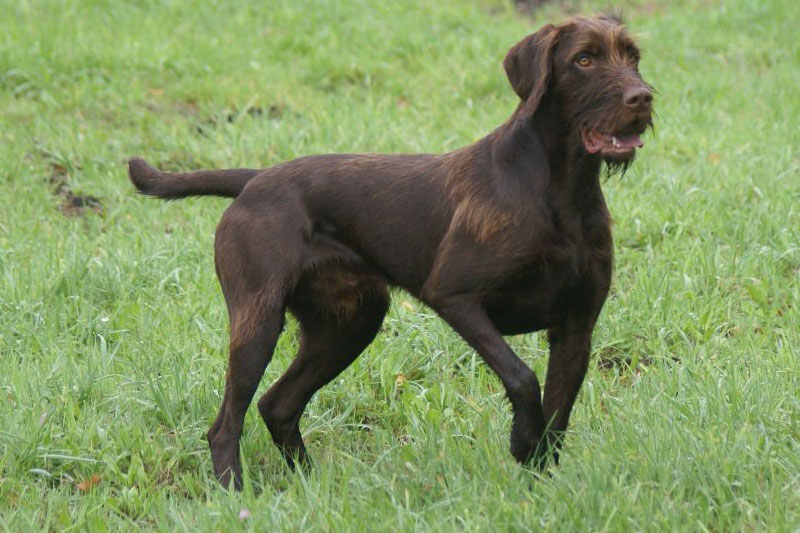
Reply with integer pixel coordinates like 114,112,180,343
297,154,452,293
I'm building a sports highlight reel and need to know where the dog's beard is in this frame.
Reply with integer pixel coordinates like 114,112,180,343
603,156,633,179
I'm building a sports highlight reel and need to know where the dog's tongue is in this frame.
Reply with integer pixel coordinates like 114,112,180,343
583,131,645,154
614,134,643,149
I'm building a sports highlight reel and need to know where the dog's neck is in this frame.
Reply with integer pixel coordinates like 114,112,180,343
492,100,604,214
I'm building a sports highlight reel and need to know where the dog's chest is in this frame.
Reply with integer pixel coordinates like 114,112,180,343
486,214,612,334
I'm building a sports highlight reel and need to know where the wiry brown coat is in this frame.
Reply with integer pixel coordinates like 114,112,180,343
128,15,654,489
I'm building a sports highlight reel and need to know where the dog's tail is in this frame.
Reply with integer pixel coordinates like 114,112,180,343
128,157,261,200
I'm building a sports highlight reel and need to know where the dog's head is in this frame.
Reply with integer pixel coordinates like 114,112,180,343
504,15,654,166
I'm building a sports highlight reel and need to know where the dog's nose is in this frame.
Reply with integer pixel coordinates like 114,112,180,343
623,86,652,111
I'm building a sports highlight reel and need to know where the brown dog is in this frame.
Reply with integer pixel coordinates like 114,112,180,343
129,15,653,489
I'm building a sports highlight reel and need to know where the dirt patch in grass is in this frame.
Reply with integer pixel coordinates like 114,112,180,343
46,161,103,217
194,104,292,137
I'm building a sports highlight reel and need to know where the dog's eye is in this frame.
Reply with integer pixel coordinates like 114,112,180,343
627,46,640,61
576,54,592,67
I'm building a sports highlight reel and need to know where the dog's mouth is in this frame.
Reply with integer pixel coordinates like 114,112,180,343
581,129,644,161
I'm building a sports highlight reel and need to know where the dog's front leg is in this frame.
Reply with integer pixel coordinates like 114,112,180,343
426,294,548,466
541,323,593,463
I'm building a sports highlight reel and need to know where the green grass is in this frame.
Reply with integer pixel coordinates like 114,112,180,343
1,0,799,530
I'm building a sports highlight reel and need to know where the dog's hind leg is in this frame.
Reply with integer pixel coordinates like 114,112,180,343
258,270,389,469
206,207,301,489
207,304,283,489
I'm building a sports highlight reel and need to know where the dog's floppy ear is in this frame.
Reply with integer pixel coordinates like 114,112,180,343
503,24,560,116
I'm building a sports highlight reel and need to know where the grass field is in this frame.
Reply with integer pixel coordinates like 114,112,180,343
1,0,799,530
